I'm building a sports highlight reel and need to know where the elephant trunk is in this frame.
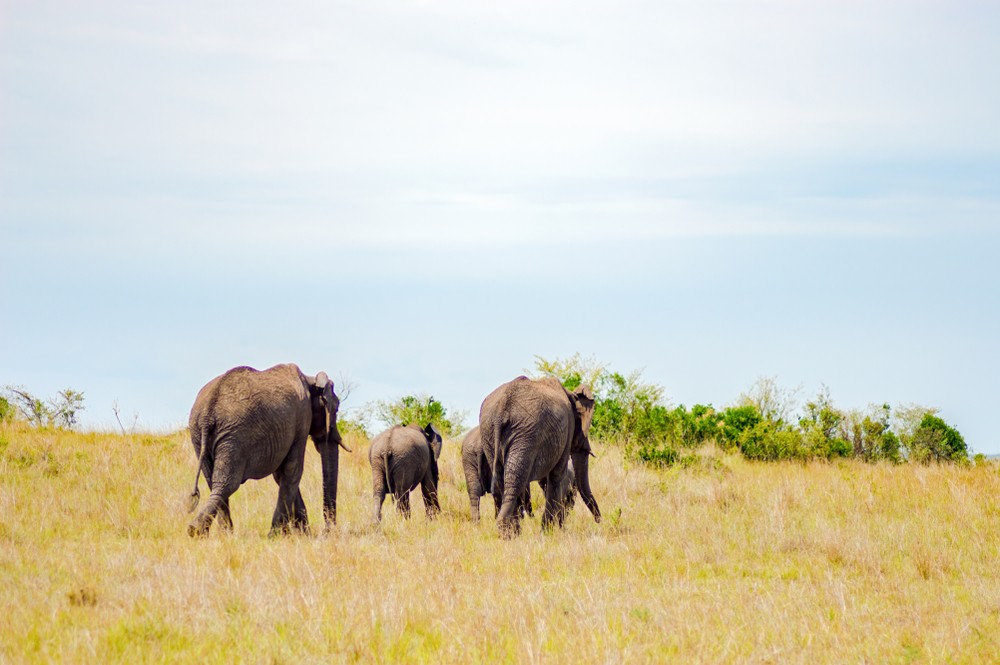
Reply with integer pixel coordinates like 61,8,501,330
320,430,341,529
572,449,601,523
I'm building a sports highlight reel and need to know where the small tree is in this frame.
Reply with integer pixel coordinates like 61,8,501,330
840,404,900,463
893,403,940,460
367,395,464,437
909,413,967,463
737,376,801,428
4,386,52,427
532,353,607,393
798,388,852,459
49,389,85,429
2,385,86,429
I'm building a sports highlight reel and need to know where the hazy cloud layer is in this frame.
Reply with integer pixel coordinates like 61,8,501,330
2,1,998,449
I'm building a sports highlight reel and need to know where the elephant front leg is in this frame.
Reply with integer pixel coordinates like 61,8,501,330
288,489,309,533
519,485,533,518
541,467,569,532
271,471,309,535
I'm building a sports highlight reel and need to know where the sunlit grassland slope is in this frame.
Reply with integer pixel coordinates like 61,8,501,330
2,422,999,663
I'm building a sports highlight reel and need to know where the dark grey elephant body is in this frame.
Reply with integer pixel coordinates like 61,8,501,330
479,376,600,538
369,423,443,522
187,363,346,536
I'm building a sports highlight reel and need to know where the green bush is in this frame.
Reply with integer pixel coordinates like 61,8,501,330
532,355,969,468
633,439,680,467
909,414,968,463
0,396,13,423
364,395,464,438
720,405,762,448
736,422,807,461
801,426,852,459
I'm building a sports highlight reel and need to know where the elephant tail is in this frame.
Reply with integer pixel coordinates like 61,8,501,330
487,417,506,495
383,450,395,497
187,424,212,513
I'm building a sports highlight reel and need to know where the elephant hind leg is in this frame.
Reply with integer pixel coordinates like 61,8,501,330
497,488,526,539
396,492,412,519
188,475,240,537
421,478,440,520
217,497,234,532
541,469,569,532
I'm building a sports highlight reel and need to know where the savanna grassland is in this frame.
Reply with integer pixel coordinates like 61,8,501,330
2,422,1000,663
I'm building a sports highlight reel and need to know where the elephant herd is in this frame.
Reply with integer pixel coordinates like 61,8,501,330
186,363,602,539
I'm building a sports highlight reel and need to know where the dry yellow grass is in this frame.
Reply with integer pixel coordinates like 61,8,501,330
2,421,1000,663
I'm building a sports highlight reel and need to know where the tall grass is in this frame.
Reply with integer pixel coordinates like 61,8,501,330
2,421,999,662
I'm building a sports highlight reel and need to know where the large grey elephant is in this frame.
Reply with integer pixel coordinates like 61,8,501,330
186,363,349,536
480,376,600,538
369,423,443,522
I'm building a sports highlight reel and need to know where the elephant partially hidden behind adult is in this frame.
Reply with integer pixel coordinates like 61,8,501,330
186,363,350,537
369,423,444,522
462,425,567,522
479,376,601,538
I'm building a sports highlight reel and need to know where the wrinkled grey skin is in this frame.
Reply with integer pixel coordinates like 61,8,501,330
186,363,349,537
369,423,443,522
461,425,533,522
479,376,601,538
538,457,578,515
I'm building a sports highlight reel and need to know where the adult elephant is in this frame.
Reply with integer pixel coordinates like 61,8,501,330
186,363,349,536
369,423,443,522
479,376,601,538
461,425,533,522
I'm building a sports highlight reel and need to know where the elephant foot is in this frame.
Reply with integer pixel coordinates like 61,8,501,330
187,522,209,538
498,517,521,540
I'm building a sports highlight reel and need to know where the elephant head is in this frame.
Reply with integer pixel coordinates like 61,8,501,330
307,372,350,527
565,384,600,523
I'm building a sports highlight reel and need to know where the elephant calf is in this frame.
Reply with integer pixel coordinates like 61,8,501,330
369,423,443,522
461,425,533,522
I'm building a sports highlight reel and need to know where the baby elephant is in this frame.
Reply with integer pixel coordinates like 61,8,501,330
369,423,443,522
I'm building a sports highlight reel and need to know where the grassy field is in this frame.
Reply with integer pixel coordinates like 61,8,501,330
2,422,1000,663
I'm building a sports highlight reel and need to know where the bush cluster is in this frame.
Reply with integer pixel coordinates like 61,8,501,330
1,386,85,429
532,355,969,467
358,394,464,438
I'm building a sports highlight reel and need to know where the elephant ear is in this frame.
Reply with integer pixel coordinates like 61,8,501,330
571,384,595,434
428,441,440,488
308,372,334,438
567,384,596,453
424,423,443,460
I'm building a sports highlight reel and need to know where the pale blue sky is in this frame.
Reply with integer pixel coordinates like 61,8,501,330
2,1,998,451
